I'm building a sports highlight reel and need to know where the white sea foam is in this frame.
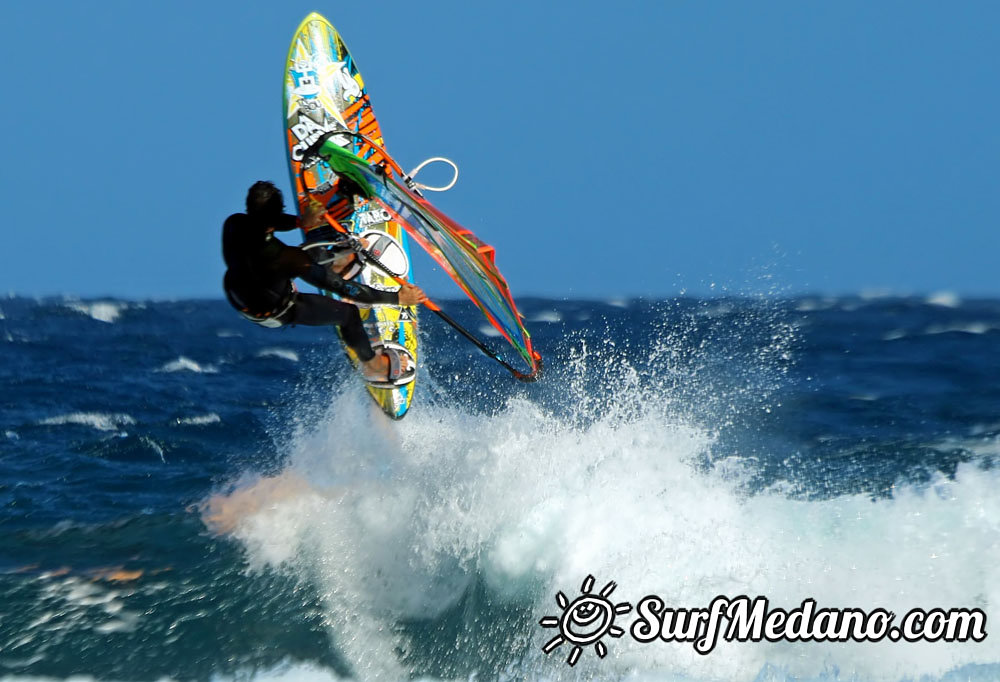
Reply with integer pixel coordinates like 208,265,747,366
227,664,348,682
477,324,502,338
204,342,1000,682
176,414,221,426
157,357,219,374
141,436,165,462
257,348,300,362
38,413,135,432
6,574,143,661
794,297,837,312
924,322,995,336
5,430,18,440
884,322,997,341
0,663,351,682
530,310,563,323
926,291,961,308
606,298,629,308
65,300,129,323
930,434,1000,460
241,659,1000,682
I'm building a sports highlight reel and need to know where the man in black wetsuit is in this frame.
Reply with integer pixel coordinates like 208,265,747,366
222,180,427,384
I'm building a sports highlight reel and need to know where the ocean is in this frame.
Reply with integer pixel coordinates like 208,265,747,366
1,294,998,681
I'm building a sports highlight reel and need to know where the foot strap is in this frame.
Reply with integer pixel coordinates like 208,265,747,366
365,341,415,389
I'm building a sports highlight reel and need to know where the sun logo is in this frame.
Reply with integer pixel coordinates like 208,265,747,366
539,575,632,666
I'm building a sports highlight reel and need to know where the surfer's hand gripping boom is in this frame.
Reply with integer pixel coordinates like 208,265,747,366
317,214,538,382
397,281,427,306
302,199,327,228
319,215,424,302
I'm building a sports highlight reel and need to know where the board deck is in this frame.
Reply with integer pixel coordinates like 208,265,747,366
282,12,418,419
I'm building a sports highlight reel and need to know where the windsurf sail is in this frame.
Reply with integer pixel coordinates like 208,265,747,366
305,134,542,381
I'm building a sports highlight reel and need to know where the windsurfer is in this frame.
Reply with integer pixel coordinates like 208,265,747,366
222,180,427,384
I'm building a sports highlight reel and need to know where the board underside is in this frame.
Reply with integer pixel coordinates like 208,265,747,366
283,13,418,419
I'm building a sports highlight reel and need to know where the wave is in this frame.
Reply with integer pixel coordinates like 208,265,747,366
793,297,838,312
2,573,145,669
930,434,1000,460
926,291,961,308
37,413,135,432
175,414,222,426
156,357,219,374
206,389,1000,680
198,304,999,681
530,310,563,323
257,348,300,362
0,664,344,682
64,300,132,324
884,321,999,341
924,322,997,336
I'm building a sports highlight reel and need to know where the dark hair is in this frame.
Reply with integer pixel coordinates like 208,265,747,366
246,181,284,218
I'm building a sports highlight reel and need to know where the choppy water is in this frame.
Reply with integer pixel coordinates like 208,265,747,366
2,294,999,681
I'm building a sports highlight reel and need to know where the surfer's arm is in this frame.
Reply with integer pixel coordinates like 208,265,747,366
269,213,300,232
270,200,324,232
274,246,398,305
300,263,399,305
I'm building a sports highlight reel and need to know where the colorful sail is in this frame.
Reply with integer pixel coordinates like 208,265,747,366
312,138,541,379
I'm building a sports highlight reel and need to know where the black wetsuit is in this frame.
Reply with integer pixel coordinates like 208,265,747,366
222,212,398,361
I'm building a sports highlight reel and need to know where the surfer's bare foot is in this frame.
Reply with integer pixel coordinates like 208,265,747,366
361,354,389,381
361,347,414,384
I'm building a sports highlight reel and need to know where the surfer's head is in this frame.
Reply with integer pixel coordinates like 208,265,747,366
246,181,284,221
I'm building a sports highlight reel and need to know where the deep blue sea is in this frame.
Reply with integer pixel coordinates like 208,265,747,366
2,294,999,681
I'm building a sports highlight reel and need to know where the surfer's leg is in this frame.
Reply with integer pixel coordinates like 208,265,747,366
292,294,412,381
291,294,375,361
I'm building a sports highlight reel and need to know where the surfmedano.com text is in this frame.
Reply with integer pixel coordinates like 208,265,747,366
630,596,987,654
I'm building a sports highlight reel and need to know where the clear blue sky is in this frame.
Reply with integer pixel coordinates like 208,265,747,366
1,1,997,299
